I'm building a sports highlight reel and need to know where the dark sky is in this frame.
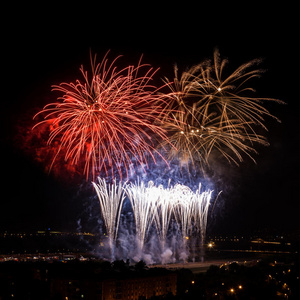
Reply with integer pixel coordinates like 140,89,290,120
2,4,299,234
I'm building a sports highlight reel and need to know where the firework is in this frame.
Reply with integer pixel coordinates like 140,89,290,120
92,177,212,262
162,49,283,168
193,50,282,129
33,52,172,180
31,49,282,264
125,179,159,254
92,177,126,259
152,181,177,251
191,184,212,247
171,184,193,247
92,177,213,262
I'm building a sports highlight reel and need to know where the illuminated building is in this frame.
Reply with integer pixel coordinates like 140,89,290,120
50,267,177,299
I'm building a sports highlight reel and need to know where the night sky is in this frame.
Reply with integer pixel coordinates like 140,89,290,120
2,4,299,235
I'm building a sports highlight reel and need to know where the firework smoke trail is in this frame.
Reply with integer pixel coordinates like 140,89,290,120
33,52,174,180
92,178,126,260
162,49,283,170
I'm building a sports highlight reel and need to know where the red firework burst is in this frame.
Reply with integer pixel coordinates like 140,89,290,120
33,52,172,180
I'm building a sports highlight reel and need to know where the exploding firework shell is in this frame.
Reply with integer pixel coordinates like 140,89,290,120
33,52,175,180
162,49,283,170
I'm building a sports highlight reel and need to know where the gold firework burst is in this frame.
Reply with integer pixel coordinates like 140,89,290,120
162,49,283,169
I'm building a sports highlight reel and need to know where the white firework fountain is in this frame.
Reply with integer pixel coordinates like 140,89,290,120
93,177,213,264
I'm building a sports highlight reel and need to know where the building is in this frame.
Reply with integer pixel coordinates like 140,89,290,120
101,273,177,300
50,263,177,299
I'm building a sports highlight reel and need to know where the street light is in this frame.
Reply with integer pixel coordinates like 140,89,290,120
208,242,214,249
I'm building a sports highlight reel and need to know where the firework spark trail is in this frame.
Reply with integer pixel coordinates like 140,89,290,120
194,50,282,130
92,177,126,259
97,178,212,262
125,179,159,254
32,50,282,178
191,184,212,245
93,178,213,262
172,184,194,247
162,49,283,170
33,52,174,180
153,182,177,251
